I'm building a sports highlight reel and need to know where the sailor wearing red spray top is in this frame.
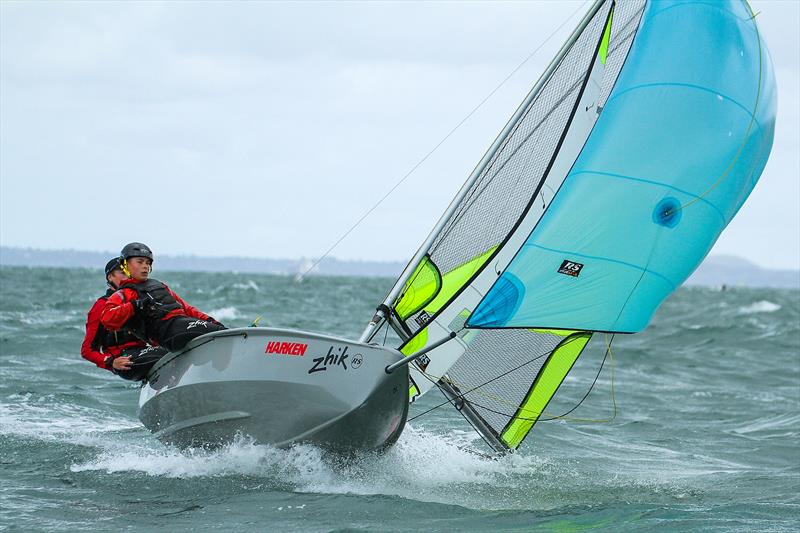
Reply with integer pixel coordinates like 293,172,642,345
101,242,226,354
81,257,168,381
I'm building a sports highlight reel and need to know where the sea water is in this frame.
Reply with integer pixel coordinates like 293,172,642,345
1,266,798,531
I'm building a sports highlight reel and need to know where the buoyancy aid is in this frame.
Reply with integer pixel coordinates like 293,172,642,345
119,279,185,340
122,279,183,319
91,289,141,351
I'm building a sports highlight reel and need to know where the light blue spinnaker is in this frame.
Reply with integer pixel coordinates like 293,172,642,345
468,0,776,333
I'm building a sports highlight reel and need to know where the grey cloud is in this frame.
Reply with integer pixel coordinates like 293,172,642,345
1,1,797,268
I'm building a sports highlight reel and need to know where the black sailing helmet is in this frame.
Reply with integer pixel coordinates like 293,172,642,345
120,242,154,262
104,257,122,277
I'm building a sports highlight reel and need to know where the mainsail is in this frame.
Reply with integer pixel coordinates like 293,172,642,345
362,0,776,452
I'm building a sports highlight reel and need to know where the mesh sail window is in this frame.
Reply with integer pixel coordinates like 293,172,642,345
391,0,628,336
444,330,591,449
391,0,649,452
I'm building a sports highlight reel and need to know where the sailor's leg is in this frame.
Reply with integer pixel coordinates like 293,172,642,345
155,317,226,352
114,345,170,381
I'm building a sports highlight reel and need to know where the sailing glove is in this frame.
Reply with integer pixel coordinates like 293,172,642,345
132,297,165,319
132,298,152,315
206,317,224,327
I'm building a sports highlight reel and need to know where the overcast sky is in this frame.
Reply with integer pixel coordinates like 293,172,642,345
1,0,798,270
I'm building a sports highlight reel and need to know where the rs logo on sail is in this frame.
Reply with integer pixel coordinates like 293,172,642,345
309,345,350,374
557,260,584,277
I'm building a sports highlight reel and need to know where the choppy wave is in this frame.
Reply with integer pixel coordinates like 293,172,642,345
231,280,260,292
67,426,551,510
207,306,241,321
0,394,140,446
1,267,798,530
738,300,782,314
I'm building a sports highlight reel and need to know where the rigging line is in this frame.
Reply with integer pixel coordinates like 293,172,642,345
436,2,644,250
410,333,617,424
431,0,644,251
462,333,614,422
539,333,615,422
394,6,644,320
298,1,592,279
407,334,585,422
407,388,459,423
436,335,611,423
382,319,390,346
676,4,763,215
474,333,614,423
435,383,501,453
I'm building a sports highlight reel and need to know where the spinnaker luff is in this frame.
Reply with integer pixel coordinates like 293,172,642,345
362,0,776,453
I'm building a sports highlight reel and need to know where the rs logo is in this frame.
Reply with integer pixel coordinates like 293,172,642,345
557,259,584,277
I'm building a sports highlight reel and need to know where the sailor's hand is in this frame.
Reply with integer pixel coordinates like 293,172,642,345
132,298,151,315
112,356,132,371
206,316,224,327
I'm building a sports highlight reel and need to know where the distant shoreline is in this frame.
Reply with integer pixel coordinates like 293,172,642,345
0,246,404,279
1,246,798,288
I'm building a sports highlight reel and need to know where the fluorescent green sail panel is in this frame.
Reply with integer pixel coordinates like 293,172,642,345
396,247,496,323
396,247,496,367
598,7,613,64
425,247,497,315
409,383,419,400
395,256,441,321
401,328,428,356
531,328,577,337
501,333,591,449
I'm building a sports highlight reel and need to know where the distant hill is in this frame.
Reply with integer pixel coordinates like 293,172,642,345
684,254,799,289
0,246,403,278
1,246,797,288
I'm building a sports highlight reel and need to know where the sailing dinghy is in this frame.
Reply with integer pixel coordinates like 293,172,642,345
139,328,409,450
139,0,776,452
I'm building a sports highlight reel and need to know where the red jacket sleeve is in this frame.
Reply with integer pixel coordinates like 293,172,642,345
81,298,111,370
166,286,210,320
101,288,136,331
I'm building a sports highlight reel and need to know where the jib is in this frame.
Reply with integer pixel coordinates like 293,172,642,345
265,341,308,356
308,346,349,374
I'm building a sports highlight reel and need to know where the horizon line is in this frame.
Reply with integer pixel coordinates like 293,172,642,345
1,244,798,273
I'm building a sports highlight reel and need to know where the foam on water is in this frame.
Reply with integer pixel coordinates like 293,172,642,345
1,310,82,326
292,425,546,493
64,423,558,510
208,306,240,321
729,413,800,437
738,300,782,314
231,280,260,292
69,426,530,479
71,436,279,477
0,394,140,446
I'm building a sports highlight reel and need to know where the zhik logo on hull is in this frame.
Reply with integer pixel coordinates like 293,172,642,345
308,345,362,374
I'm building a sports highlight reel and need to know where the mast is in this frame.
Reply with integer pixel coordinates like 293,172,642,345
359,0,608,344
437,378,508,454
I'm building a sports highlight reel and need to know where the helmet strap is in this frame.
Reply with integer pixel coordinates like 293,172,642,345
121,259,131,278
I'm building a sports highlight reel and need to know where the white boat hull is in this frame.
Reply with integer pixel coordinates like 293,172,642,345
138,327,409,451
